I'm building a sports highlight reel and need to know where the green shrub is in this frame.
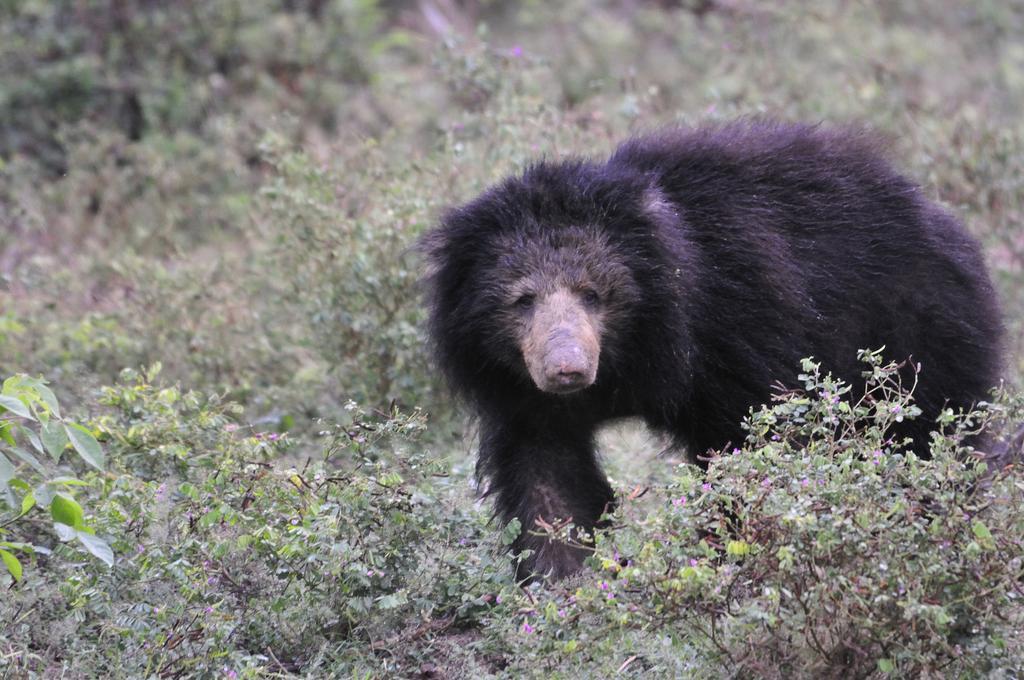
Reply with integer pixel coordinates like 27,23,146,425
496,354,1024,678
0,368,509,677
0,374,112,581
256,132,442,411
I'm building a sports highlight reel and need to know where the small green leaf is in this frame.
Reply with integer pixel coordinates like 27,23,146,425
0,548,22,581
53,522,76,541
376,592,407,609
24,427,44,455
501,517,522,546
76,531,114,567
33,483,53,506
33,383,60,418
9,446,44,474
65,423,104,470
727,540,751,557
49,476,89,487
972,520,995,549
877,658,895,673
0,375,22,394
0,541,32,552
50,493,85,529
20,491,35,515
0,452,13,486
0,423,14,446
0,395,32,421
41,420,68,461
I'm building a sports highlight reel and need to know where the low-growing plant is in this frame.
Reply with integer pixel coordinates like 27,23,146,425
0,368,509,677
256,131,445,412
496,353,1024,678
0,374,112,581
95,364,246,478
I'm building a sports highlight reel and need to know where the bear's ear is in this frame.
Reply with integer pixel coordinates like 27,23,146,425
640,183,678,228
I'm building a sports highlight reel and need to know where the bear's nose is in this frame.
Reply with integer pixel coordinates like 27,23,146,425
555,365,585,385
525,320,600,395
545,348,590,390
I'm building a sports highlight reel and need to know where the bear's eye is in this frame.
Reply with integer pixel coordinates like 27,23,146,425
515,293,536,310
581,288,601,307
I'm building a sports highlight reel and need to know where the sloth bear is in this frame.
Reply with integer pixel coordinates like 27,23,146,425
422,121,1003,581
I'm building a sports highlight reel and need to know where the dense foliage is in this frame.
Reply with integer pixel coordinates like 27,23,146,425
2,1,1023,676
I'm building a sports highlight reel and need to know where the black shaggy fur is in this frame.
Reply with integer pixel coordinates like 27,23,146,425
422,121,1003,580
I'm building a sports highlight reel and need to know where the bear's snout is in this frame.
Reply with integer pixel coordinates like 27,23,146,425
521,288,601,394
543,333,593,392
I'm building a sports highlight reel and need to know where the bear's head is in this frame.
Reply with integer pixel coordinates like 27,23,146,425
422,160,687,403
495,226,637,394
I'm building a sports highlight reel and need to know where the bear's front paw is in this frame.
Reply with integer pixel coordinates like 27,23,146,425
514,534,592,583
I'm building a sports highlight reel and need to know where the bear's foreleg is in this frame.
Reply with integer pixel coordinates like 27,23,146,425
479,421,615,581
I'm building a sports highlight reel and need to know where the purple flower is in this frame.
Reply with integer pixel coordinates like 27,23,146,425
701,482,712,492
761,478,772,488
510,45,523,58
800,478,810,487
689,558,699,567
522,621,535,634
672,495,687,507
598,581,609,591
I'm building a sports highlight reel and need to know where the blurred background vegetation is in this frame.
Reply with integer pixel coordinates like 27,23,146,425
1,1,1023,676
3,0,1022,418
